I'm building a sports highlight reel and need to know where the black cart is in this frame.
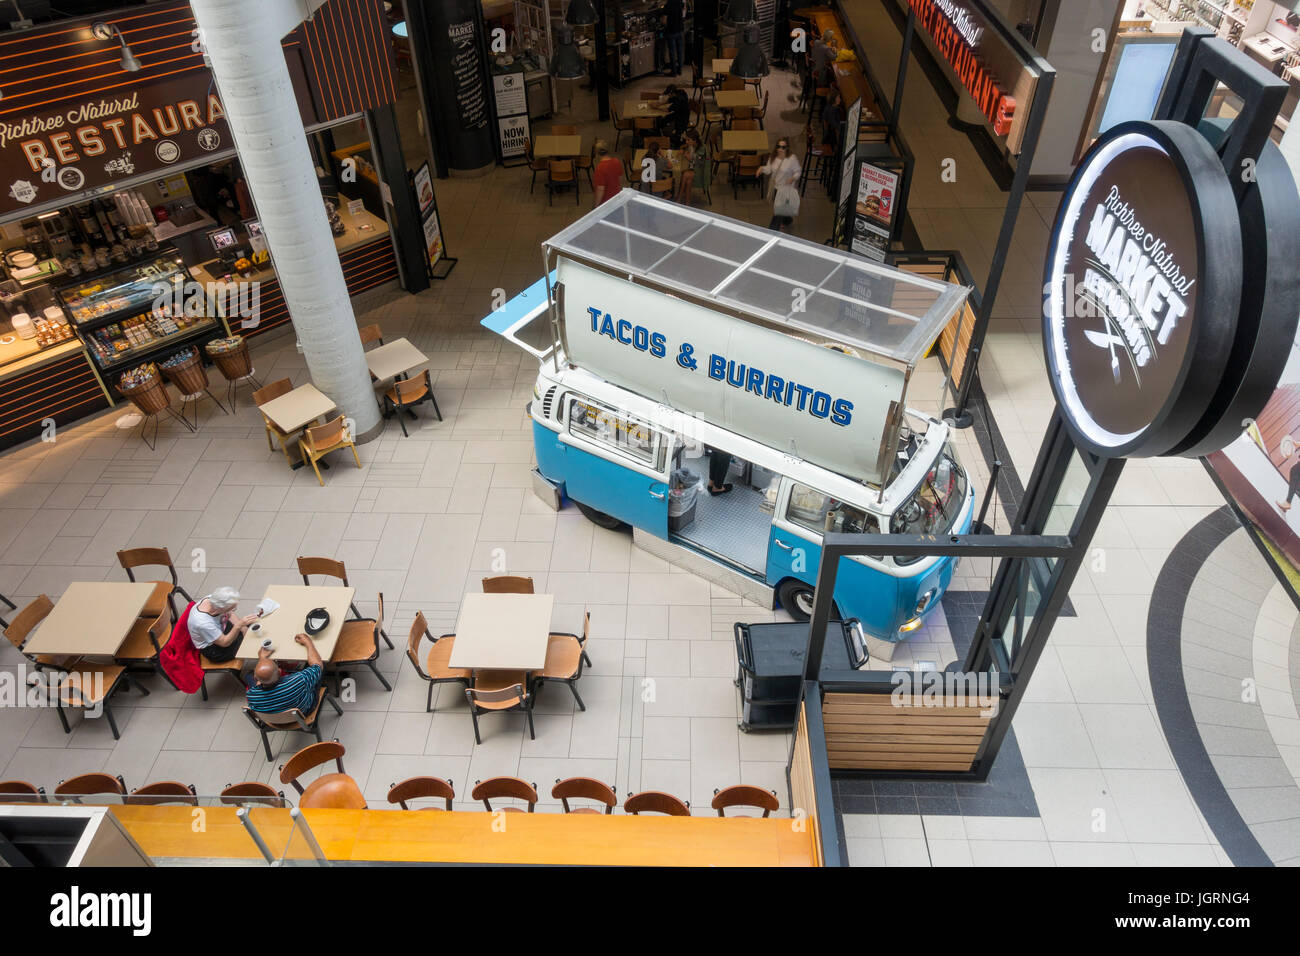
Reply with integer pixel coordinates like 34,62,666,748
734,619,868,731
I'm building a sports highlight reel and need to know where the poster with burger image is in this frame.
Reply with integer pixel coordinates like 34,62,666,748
850,161,899,262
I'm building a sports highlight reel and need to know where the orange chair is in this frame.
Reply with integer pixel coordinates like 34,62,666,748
482,575,535,594
471,777,538,813
387,776,455,810
711,785,779,817
623,790,690,816
404,612,470,713
126,781,198,806
116,546,192,619
552,777,616,814
298,415,362,486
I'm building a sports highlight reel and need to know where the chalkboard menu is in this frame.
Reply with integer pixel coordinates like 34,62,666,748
448,19,488,132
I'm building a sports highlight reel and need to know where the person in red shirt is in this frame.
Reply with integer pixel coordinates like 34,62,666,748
592,140,623,206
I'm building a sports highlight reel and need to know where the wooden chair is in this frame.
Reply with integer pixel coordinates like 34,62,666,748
299,415,361,486
731,106,755,125
731,117,759,130
327,618,391,692
801,125,834,195
611,105,634,150
546,159,579,206
721,46,738,58
553,609,593,668
243,686,342,762
279,740,347,794
575,145,594,187
623,790,691,816
54,773,127,800
525,138,549,192
703,95,725,140
633,116,657,148
387,776,455,810
639,90,662,101
358,323,384,347
53,661,137,741
5,594,57,668
651,172,675,200
531,634,586,710
471,776,538,813
733,153,763,198
465,674,534,745
114,604,171,670
482,575,535,594
116,546,192,619
0,781,45,803
756,90,770,128
253,377,303,466
710,128,732,182
405,613,470,713
551,124,578,135
297,556,375,635
126,781,198,806
711,784,779,817
383,369,442,437
0,590,16,630
690,61,718,103
643,136,670,151
300,773,366,809
552,777,616,814
220,781,286,807
722,74,744,91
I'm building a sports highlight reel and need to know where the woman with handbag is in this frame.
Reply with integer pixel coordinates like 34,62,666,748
759,139,802,233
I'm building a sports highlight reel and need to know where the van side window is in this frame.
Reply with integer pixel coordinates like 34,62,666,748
568,397,660,467
786,483,877,536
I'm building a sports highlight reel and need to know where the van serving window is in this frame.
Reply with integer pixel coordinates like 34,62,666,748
786,483,878,537
568,397,660,468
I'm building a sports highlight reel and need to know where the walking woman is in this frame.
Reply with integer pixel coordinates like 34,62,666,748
759,138,802,232
677,128,710,205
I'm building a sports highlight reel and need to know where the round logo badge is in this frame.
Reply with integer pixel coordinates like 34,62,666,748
156,140,180,164
56,167,84,191
197,128,221,151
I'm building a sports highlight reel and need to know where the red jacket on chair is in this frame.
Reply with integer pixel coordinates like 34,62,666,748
160,601,204,693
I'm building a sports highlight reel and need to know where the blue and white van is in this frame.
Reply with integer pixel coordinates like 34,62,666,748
484,193,975,650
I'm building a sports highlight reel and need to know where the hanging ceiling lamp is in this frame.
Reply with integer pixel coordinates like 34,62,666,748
729,24,767,79
551,25,586,79
565,0,598,26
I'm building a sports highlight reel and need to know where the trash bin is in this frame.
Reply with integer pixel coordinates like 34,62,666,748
733,619,868,731
668,467,700,532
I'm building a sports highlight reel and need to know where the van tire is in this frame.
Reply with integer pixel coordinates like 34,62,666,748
574,501,625,530
776,579,840,622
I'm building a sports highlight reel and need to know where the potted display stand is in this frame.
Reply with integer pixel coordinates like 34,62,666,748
160,347,228,427
205,335,261,409
118,364,194,450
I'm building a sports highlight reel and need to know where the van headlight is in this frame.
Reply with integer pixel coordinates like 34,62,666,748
533,383,542,402
915,588,937,615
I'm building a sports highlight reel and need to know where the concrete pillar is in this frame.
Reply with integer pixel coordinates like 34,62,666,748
190,0,382,441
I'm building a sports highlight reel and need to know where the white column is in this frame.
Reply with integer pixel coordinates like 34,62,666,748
190,0,381,440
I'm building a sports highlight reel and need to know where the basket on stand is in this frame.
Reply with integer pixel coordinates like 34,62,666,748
161,347,228,427
206,335,261,409
118,364,194,449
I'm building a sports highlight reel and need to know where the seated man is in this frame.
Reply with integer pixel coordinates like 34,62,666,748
188,586,259,662
246,633,324,714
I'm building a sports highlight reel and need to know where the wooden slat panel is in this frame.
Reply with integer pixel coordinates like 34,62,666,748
828,741,982,754
821,685,994,774
789,701,822,867
830,756,976,771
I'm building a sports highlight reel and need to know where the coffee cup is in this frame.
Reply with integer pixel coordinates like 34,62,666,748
260,636,275,653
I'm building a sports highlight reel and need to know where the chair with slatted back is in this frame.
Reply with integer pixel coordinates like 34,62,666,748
547,159,579,206
243,686,342,762
465,674,534,745
531,634,586,710
643,136,671,152
54,773,128,801
405,612,470,713
552,777,616,814
220,781,286,807
0,781,45,803
481,575,535,594
387,776,455,810
623,790,691,816
127,781,198,806
117,546,192,620
299,416,362,486
327,617,391,692
711,784,779,817
383,369,442,437
253,377,303,466
471,776,538,813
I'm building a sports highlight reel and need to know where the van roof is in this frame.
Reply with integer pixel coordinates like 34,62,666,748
542,191,971,368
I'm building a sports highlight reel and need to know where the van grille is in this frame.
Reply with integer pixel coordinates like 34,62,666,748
541,386,557,418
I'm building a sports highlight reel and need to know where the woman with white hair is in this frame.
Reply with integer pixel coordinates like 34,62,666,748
188,586,259,662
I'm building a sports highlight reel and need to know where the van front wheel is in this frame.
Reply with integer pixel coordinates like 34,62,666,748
574,501,625,530
777,579,817,621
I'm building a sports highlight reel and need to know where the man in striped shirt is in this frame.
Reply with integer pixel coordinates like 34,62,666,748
246,633,325,714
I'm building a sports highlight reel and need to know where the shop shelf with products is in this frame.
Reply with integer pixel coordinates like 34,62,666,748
83,315,228,374
55,247,189,332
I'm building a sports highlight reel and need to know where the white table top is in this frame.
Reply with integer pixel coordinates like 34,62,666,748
236,584,356,662
21,582,156,658
365,337,428,382
257,383,337,434
448,593,554,671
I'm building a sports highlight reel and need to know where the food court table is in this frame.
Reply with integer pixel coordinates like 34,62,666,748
364,337,428,382
712,58,732,75
21,582,156,658
533,135,583,159
714,89,760,109
235,584,356,662
257,383,336,434
723,130,771,153
449,592,553,671
624,99,667,119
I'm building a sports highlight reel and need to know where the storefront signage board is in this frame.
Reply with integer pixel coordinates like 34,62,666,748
850,161,899,262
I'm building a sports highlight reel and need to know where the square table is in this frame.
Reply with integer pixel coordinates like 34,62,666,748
723,130,771,153
714,89,759,109
712,58,733,76
624,99,668,118
21,582,156,658
365,337,429,382
258,383,336,434
449,593,554,672
534,135,583,159
235,584,356,662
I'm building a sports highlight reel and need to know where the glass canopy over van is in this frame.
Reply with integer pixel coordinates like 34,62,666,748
541,191,972,369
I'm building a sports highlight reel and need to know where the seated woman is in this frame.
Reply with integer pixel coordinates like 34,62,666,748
644,140,673,186
188,586,259,663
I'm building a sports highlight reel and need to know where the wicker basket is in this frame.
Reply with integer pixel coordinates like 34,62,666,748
161,348,209,397
118,371,172,416
207,336,252,381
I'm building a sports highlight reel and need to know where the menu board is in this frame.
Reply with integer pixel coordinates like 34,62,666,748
850,161,900,262
414,163,434,217
448,19,488,132
415,161,443,270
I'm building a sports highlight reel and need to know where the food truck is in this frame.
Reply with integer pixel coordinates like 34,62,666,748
483,193,975,651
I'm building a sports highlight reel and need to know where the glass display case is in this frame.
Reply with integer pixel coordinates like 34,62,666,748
57,250,186,326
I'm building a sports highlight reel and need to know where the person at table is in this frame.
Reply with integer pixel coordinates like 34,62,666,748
812,29,837,82
657,84,690,144
677,128,709,205
188,586,259,663
246,633,324,714
644,140,674,186
822,88,846,149
593,139,624,206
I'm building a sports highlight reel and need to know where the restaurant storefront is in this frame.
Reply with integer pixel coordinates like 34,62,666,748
0,0,422,450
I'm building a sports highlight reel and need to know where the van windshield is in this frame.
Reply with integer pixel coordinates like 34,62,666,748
890,442,967,563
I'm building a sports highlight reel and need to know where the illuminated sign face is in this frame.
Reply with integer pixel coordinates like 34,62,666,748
1043,122,1241,458
908,0,1013,131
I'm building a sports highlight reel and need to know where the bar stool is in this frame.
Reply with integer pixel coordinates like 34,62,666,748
801,127,834,196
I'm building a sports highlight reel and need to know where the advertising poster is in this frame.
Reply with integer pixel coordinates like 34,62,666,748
447,19,488,132
414,163,434,217
850,161,898,262
422,208,444,269
493,70,531,160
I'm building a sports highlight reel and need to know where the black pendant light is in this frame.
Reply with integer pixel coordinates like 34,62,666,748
565,0,598,26
729,24,767,79
551,25,586,79
723,0,757,23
